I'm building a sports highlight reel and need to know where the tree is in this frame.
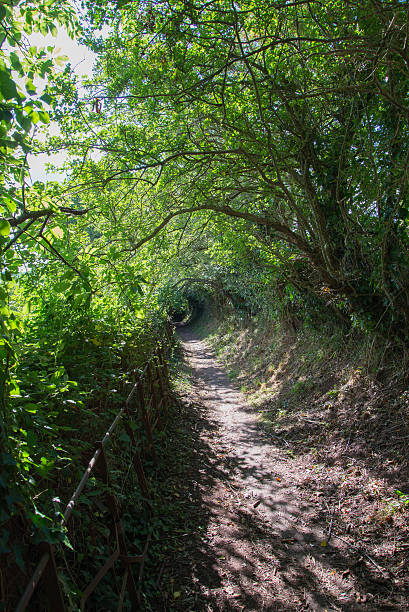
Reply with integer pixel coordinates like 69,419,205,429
57,0,409,338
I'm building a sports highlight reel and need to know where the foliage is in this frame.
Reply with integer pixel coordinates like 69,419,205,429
48,0,409,340
0,0,78,430
4,0,409,606
0,4,170,606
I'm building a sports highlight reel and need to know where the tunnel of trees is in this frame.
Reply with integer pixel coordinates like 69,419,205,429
1,0,409,607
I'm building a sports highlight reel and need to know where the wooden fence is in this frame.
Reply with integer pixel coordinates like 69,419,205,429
15,335,173,611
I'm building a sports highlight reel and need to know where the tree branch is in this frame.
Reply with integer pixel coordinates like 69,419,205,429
130,202,314,256
7,206,90,228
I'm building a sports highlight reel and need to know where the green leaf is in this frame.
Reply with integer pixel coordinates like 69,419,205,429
40,92,53,105
54,279,71,293
1,453,16,467
38,110,50,124
25,79,37,95
0,219,11,236
3,196,16,214
0,109,13,123
9,52,23,73
0,138,18,149
62,533,73,550
72,294,84,308
0,71,19,100
29,110,40,124
55,55,68,67
23,403,38,414
15,109,32,132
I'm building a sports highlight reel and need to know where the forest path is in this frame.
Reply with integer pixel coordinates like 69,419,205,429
174,327,370,612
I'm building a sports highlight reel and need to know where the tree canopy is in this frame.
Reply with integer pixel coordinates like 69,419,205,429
2,0,409,604
42,0,409,336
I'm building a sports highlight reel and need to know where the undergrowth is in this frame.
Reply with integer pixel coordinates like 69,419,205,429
1,299,170,610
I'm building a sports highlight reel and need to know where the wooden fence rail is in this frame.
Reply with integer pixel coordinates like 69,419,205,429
16,336,173,612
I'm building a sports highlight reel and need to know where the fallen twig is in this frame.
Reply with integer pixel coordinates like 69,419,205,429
268,433,290,446
326,507,335,544
332,533,393,579
299,416,325,424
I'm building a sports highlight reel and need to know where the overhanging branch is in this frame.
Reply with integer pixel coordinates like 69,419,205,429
131,202,313,255
8,206,90,228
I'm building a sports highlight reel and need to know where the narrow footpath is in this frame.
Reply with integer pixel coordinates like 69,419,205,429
169,328,383,611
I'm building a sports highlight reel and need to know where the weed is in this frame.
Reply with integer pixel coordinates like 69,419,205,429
392,490,409,511
375,490,409,522
291,379,314,394
327,388,339,397
228,368,239,380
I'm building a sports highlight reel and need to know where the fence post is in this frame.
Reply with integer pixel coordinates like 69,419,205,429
158,346,169,404
123,417,151,501
165,320,174,345
40,542,66,611
148,362,159,424
137,380,157,463
95,444,140,609
155,352,165,409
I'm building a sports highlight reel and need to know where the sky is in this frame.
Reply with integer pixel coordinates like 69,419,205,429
28,28,95,183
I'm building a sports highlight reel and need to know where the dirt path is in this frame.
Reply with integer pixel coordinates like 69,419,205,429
169,328,399,611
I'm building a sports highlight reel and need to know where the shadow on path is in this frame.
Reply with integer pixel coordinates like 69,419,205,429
153,329,401,611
